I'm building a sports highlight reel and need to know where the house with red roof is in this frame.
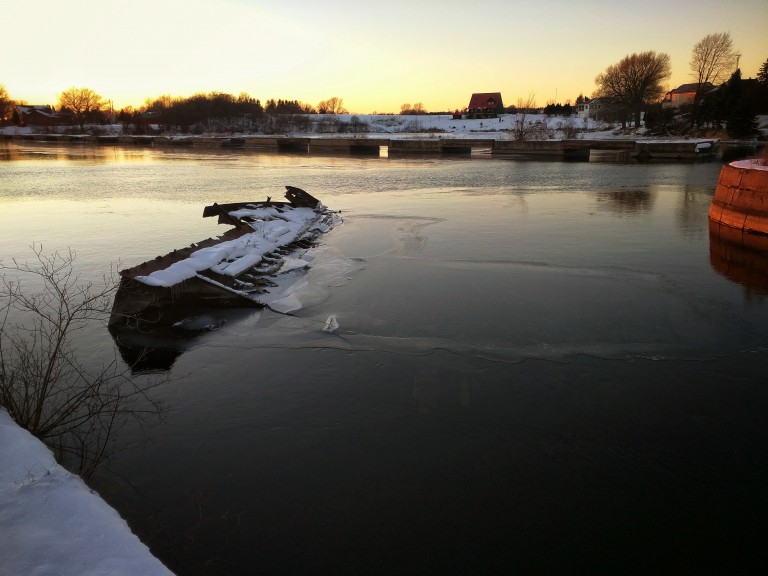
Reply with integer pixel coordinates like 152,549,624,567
466,92,504,119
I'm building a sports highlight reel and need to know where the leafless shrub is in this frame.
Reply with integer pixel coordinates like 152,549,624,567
560,118,579,139
0,246,164,478
512,93,545,141
349,116,369,134
316,116,341,133
402,119,421,132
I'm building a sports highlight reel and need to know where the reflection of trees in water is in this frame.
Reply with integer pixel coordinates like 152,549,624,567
0,142,149,164
595,188,655,215
676,187,712,240
0,143,23,161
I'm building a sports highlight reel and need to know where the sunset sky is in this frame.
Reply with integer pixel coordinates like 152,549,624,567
3,0,766,114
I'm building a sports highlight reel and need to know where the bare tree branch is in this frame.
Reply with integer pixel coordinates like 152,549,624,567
689,32,739,125
1,245,165,478
57,86,105,131
595,51,671,128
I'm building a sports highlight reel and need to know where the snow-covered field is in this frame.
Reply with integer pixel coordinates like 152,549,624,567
4,113,766,141
0,112,609,139
0,409,173,576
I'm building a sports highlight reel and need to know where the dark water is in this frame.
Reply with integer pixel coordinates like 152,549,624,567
2,143,768,574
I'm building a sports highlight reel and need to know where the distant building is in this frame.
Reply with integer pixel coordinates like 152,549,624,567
14,105,73,126
466,92,504,119
575,97,613,120
139,110,162,125
662,83,714,109
15,105,59,126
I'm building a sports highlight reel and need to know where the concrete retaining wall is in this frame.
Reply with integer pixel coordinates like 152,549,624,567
635,141,710,160
388,140,443,154
1,133,720,161
493,140,564,156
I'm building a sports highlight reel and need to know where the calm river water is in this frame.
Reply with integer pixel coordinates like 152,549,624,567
2,142,768,575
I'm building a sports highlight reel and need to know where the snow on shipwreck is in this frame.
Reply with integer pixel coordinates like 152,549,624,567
108,186,342,332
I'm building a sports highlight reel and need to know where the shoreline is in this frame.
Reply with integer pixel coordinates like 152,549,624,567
2,132,750,161
0,409,173,576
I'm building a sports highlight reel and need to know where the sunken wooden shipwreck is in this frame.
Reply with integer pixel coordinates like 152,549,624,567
108,186,339,333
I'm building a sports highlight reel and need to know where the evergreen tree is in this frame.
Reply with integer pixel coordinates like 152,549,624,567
724,69,758,139
758,58,768,86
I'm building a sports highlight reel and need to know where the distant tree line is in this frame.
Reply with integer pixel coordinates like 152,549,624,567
118,93,352,133
542,102,573,116
2,36,766,138
132,92,267,132
265,98,313,114
400,102,426,115
0,85,355,133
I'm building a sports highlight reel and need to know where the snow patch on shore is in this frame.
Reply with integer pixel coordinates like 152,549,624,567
0,409,173,576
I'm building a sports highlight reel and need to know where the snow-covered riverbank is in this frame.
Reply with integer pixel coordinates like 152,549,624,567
3,112,766,141
0,409,173,576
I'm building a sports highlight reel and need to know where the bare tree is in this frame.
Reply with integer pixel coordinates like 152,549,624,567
144,93,175,111
689,33,739,124
400,102,426,115
595,51,671,128
0,84,13,122
512,93,543,140
0,246,164,478
317,96,348,114
57,86,105,130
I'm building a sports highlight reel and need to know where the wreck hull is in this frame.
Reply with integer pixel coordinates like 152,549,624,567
108,187,335,373
108,276,261,330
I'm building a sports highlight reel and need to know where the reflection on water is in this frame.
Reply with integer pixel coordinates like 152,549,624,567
0,141,163,164
109,307,262,373
676,186,714,240
594,188,655,214
709,228,768,296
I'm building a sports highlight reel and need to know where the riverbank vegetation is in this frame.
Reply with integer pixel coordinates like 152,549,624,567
0,246,164,478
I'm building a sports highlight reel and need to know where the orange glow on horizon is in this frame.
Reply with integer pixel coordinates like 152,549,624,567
4,0,766,115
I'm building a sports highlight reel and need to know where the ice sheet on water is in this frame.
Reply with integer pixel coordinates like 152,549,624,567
257,246,366,313
323,315,339,332
173,314,227,332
